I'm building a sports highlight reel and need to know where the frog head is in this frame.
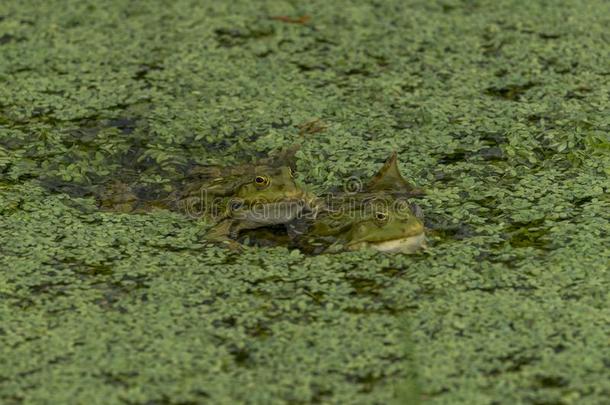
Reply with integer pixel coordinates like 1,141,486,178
228,165,310,227
177,146,314,223
342,202,426,253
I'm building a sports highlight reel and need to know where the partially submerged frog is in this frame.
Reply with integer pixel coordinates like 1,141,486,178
93,147,313,248
299,152,427,254
174,147,315,246
302,198,426,253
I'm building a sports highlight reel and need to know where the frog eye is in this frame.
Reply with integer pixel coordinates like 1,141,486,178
374,211,389,224
254,175,270,188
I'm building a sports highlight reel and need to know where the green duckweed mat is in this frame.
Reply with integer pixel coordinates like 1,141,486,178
1,0,609,404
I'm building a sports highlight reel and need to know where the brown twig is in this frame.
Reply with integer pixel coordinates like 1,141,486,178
298,119,327,136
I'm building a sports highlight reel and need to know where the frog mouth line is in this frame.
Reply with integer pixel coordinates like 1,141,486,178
347,232,427,253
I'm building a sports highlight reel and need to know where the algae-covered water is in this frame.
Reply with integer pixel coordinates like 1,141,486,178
1,0,609,404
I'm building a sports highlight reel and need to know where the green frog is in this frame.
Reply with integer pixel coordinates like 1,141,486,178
174,148,315,246
299,152,427,253
302,199,426,253
96,147,315,248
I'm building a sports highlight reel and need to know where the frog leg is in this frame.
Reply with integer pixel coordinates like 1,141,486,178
227,220,262,239
285,218,312,240
325,241,347,253
204,219,243,251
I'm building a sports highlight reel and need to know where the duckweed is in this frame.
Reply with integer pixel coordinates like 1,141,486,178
1,0,609,404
